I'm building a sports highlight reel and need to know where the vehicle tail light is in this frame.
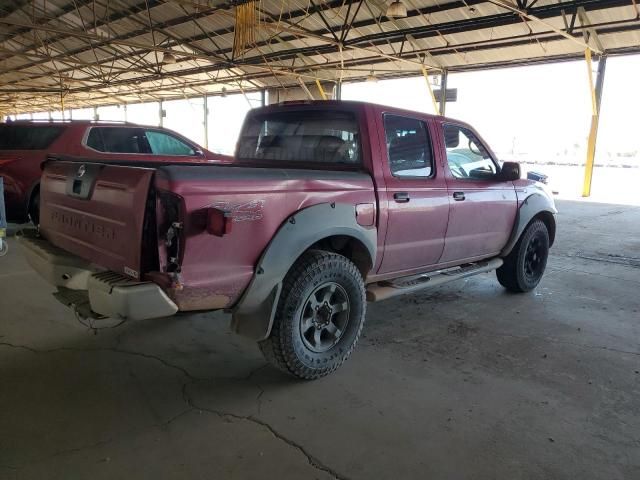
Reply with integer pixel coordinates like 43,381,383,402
206,208,233,237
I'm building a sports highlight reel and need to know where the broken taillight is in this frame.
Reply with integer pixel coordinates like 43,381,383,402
206,208,233,237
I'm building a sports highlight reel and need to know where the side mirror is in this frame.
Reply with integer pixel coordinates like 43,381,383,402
500,162,521,181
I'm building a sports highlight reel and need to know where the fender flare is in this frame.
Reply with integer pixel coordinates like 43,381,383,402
231,202,377,341
501,192,557,257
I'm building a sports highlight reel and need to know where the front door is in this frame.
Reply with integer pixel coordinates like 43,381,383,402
438,123,517,263
377,114,450,274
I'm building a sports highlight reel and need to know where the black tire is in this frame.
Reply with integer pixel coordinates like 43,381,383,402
28,191,40,225
497,219,550,293
259,250,366,380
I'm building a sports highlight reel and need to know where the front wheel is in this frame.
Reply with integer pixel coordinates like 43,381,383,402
497,219,550,292
259,250,366,380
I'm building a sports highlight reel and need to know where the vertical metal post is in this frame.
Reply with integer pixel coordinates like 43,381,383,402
315,80,328,100
439,70,448,116
260,89,266,106
203,95,209,149
158,100,164,127
582,52,607,197
92,106,98,121
123,103,128,122
336,80,342,100
421,66,440,114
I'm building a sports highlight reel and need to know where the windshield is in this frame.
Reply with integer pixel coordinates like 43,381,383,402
236,110,361,166
0,125,64,150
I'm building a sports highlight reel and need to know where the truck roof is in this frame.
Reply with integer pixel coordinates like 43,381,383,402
255,99,455,123
2,119,141,126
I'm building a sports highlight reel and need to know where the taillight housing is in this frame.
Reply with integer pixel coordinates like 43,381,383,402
206,208,233,237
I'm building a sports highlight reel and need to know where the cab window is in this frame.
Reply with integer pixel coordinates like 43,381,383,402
384,115,433,178
86,127,146,153
443,124,498,180
145,130,196,156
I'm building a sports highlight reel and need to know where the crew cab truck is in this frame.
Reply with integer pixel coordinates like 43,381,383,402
18,101,557,379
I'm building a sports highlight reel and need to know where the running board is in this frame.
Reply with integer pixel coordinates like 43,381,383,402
366,258,503,302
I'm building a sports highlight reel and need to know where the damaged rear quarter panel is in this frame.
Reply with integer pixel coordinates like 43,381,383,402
153,165,376,312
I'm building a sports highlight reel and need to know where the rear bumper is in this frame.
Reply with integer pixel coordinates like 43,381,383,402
17,232,178,321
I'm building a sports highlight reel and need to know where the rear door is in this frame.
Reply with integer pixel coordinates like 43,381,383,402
40,161,154,279
377,114,449,274
438,123,517,263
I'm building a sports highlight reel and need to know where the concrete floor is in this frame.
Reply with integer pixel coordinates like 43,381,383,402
1,199,639,480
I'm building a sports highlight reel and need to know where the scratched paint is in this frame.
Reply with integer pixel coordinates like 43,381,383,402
206,199,266,222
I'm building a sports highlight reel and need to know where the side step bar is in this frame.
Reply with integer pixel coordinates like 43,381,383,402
366,258,503,302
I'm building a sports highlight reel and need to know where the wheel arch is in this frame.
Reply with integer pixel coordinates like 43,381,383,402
501,192,557,257
230,202,377,341
307,234,373,278
533,210,556,247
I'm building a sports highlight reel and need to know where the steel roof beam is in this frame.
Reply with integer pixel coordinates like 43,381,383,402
1,0,626,85
487,0,601,53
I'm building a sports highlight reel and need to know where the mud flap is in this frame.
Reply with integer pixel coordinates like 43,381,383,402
230,283,282,341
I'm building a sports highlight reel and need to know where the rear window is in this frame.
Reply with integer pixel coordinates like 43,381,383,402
237,110,360,166
0,125,64,150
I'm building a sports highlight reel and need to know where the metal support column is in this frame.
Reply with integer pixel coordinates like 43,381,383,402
158,100,164,127
260,89,266,106
421,66,440,114
439,70,449,116
335,80,342,100
203,95,209,149
582,51,607,197
123,104,127,122
92,107,97,121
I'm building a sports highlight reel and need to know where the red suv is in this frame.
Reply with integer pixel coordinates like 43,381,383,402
0,121,232,223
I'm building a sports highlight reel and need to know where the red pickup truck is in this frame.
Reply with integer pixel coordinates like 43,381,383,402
18,101,557,379
0,121,231,224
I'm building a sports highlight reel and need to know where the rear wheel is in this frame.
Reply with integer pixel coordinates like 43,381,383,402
497,219,549,292
259,250,366,380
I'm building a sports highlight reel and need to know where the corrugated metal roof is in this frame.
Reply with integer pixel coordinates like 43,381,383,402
0,0,638,114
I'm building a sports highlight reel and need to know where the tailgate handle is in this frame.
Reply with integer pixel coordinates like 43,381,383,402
72,179,82,195
65,163,102,199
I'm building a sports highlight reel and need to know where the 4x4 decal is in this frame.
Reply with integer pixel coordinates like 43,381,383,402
206,199,265,222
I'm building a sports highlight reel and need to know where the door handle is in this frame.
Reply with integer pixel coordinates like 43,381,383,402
453,191,465,201
393,192,410,203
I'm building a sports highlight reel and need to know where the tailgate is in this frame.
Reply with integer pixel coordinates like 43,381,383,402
40,161,154,279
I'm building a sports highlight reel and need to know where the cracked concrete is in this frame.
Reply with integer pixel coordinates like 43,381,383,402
1,199,639,479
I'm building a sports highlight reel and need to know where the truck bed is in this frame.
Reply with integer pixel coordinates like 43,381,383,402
39,159,376,311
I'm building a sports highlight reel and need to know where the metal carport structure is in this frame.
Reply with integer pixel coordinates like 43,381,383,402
1,0,639,193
